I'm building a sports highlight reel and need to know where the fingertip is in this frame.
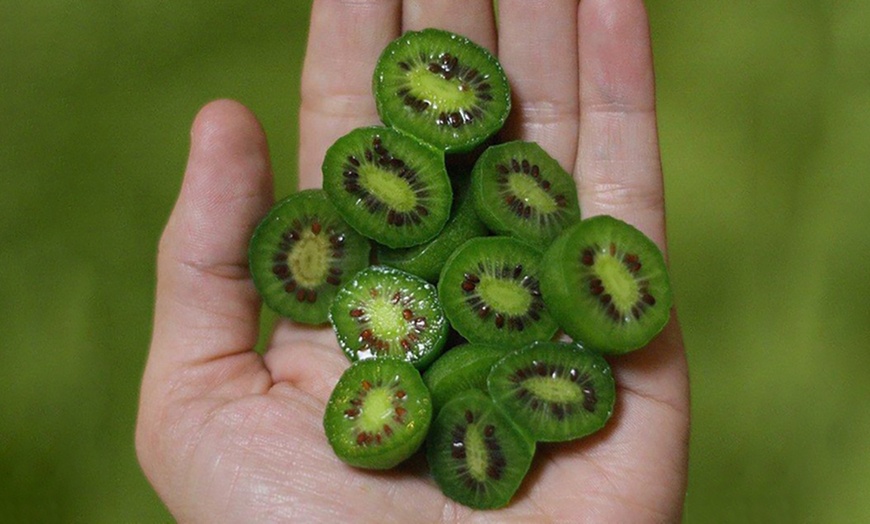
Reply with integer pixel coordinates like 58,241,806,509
187,99,272,183
579,0,655,109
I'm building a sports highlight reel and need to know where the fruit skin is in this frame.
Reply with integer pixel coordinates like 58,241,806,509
373,28,511,154
248,189,370,325
422,343,505,413
323,358,432,470
487,341,616,442
471,141,581,250
426,389,535,510
540,215,673,353
322,126,452,249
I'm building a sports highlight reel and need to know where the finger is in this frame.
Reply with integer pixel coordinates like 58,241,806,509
577,0,665,248
298,0,402,189
147,100,273,389
576,0,688,490
264,337,350,404
402,0,497,54
577,0,684,394
497,0,580,172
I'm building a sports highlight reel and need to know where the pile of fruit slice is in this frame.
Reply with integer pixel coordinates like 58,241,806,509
248,28,673,510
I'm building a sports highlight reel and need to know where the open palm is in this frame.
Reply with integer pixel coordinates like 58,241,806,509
136,1,689,521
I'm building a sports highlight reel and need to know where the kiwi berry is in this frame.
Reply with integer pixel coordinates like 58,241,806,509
324,358,432,469
376,172,489,282
488,341,616,442
422,343,505,413
426,389,535,509
438,236,558,347
322,126,452,248
373,28,511,153
248,189,370,324
330,265,449,370
540,215,673,353
472,141,580,250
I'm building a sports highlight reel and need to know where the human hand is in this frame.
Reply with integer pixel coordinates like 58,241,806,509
136,1,689,521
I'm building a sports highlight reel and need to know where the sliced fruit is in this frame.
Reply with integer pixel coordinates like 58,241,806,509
248,189,370,324
540,215,672,353
422,343,505,413
322,126,452,248
472,141,580,249
488,341,616,442
324,358,432,469
330,265,449,370
377,172,489,282
426,389,535,509
438,236,558,347
374,28,511,153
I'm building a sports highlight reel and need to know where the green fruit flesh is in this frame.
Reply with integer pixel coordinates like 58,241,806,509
324,359,432,469
426,390,535,509
374,29,511,153
377,173,489,282
540,215,672,353
322,126,452,248
248,190,370,324
438,237,558,347
472,141,580,249
422,343,505,413
330,266,449,369
488,341,616,442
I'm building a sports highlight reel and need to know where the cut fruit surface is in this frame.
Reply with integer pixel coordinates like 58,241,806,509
377,172,489,282
322,126,452,248
426,389,534,509
540,215,672,353
330,265,449,370
438,237,558,347
488,341,615,442
324,358,432,469
472,141,580,249
374,29,511,153
248,189,370,324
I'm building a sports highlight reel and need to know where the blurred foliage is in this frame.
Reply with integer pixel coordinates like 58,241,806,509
0,0,868,522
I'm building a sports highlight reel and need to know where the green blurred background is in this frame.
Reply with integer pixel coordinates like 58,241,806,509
1,1,868,521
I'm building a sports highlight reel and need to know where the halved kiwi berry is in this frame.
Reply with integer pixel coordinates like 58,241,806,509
374,28,511,153
438,236,558,347
248,189,370,324
488,341,616,442
426,389,535,509
472,141,580,250
330,265,449,370
322,126,452,248
422,343,505,414
541,215,673,353
324,358,432,469
376,172,489,282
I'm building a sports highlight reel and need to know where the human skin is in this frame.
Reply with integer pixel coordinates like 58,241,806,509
136,0,690,522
